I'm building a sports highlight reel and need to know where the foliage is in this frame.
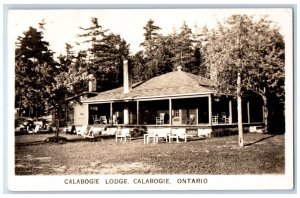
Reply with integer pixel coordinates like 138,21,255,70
77,17,130,91
15,26,58,117
203,15,284,97
171,22,197,73
202,15,285,132
133,20,204,82
139,19,167,80
15,25,91,137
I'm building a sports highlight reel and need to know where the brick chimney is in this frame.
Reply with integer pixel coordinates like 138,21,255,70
123,60,131,93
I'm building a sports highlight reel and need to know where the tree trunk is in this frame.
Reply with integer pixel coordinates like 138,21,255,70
261,94,268,133
55,109,60,138
29,106,32,118
237,72,244,147
18,96,22,117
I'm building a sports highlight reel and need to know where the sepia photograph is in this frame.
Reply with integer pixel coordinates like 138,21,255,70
6,5,294,192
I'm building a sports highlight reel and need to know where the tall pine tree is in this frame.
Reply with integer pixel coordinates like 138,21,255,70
77,17,129,91
15,26,58,117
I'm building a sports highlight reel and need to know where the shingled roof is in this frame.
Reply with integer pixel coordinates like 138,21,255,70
82,70,216,103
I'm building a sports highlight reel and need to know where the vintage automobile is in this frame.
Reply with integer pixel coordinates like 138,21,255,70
15,117,53,134
15,117,32,133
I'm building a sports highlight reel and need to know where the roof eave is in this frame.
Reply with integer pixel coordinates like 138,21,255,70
82,91,216,104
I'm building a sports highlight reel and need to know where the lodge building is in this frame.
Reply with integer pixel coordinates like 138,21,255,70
69,60,264,136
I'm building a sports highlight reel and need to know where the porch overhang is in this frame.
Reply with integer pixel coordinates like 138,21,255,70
82,92,215,104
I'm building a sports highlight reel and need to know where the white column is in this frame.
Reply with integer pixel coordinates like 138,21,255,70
229,99,233,124
169,98,172,126
247,100,250,124
136,101,139,125
196,108,199,124
110,102,113,124
123,104,129,125
208,95,212,125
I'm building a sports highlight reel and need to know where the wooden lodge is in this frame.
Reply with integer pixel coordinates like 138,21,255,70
69,60,264,137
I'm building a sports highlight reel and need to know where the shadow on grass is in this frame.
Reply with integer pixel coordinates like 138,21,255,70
244,135,277,147
15,130,55,136
15,134,206,147
15,140,47,147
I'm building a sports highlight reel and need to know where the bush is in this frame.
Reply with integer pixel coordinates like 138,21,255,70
211,128,238,137
44,136,68,143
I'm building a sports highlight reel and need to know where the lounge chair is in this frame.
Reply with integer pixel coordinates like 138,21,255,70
84,125,104,139
77,125,88,136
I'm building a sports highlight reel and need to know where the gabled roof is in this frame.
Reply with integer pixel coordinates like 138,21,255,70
82,70,216,103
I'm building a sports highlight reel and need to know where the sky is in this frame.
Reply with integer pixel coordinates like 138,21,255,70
8,8,292,57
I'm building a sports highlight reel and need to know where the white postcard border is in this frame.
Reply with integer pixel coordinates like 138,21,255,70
4,5,295,192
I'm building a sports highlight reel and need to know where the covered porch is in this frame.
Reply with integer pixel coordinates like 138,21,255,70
86,94,263,127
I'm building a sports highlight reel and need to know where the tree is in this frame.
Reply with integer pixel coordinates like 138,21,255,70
140,19,163,79
15,26,58,117
171,22,196,73
241,17,285,133
43,68,91,139
77,17,129,91
15,25,91,140
193,25,210,77
92,32,130,90
57,44,90,96
141,19,161,47
203,15,285,145
131,50,146,82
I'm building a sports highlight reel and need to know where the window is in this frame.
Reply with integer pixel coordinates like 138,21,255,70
90,106,98,111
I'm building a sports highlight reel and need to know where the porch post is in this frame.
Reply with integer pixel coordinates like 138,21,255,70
123,103,129,125
229,99,233,124
208,94,212,125
196,108,199,124
136,100,139,125
110,102,113,120
247,100,250,123
262,105,264,122
108,102,113,124
169,98,172,126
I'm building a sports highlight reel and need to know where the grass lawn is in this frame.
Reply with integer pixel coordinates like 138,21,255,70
15,133,285,175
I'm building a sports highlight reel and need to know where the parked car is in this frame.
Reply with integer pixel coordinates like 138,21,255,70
15,117,34,133
33,118,52,130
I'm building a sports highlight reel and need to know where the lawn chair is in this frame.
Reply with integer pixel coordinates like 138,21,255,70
221,112,230,123
28,125,40,134
143,129,158,144
168,129,180,143
155,113,165,125
115,128,131,142
92,115,101,124
187,114,196,125
212,115,218,125
156,128,171,143
100,116,107,124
